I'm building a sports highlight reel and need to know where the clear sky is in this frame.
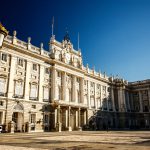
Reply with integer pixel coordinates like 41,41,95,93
1,0,150,81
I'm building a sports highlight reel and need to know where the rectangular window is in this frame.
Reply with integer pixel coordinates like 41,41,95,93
30,114,36,123
14,81,23,97
18,58,23,67
0,101,4,106
32,105,36,109
30,84,38,100
45,68,49,74
44,114,48,123
0,78,6,95
90,96,95,108
1,53,7,62
33,64,37,71
0,112,3,124
43,87,49,101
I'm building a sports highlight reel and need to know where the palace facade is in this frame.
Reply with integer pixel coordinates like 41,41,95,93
0,24,150,133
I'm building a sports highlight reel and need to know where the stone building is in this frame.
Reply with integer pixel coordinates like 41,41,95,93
0,23,150,133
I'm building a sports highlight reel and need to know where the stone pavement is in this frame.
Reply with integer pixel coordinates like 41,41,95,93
0,131,150,150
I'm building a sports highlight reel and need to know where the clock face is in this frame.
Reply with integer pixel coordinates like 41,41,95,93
66,53,70,63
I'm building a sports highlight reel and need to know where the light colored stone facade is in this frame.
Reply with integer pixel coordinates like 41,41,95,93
0,28,150,133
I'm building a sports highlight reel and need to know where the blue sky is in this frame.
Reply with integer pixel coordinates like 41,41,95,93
1,0,150,81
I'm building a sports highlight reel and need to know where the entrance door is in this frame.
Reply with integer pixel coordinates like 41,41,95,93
12,112,23,132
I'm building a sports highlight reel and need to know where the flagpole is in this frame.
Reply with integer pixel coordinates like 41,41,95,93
52,16,54,36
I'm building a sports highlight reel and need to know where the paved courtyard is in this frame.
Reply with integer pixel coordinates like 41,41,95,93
0,131,150,150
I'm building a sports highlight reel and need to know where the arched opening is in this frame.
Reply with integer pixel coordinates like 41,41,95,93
12,103,24,132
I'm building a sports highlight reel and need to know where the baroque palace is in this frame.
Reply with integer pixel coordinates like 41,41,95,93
0,23,150,133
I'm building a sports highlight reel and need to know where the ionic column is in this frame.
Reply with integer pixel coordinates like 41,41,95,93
83,110,87,125
78,108,82,130
39,65,44,102
68,106,72,131
24,61,31,100
8,56,17,98
62,72,66,101
51,67,57,103
72,76,76,102
65,109,68,128
80,78,84,103
139,91,143,112
111,86,116,111
56,105,61,132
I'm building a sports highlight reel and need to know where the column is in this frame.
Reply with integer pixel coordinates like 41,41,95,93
56,105,61,132
62,72,66,101
80,78,84,103
24,61,31,100
8,56,17,98
39,65,44,102
65,109,68,128
78,108,82,130
139,91,143,112
94,83,97,109
68,106,72,131
51,67,57,103
83,110,87,125
87,81,91,109
111,86,116,111
72,76,76,102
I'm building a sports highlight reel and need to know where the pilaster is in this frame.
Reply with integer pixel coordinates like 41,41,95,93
148,88,150,112
80,78,84,103
72,76,76,102
139,91,143,112
39,65,44,102
24,61,31,100
8,56,17,98
111,86,116,111
51,67,57,102
94,83,97,109
87,81,91,109
62,72,66,101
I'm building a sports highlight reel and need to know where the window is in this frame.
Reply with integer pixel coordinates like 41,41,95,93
0,78,6,95
91,82,94,87
1,53,7,62
30,114,36,123
57,71,61,77
14,80,23,98
44,114,48,123
45,68,49,74
43,87,49,101
30,84,38,100
0,112,3,124
32,105,36,109
0,101,4,106
33,64,37,71
90,96,95,108
18,58,23,67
